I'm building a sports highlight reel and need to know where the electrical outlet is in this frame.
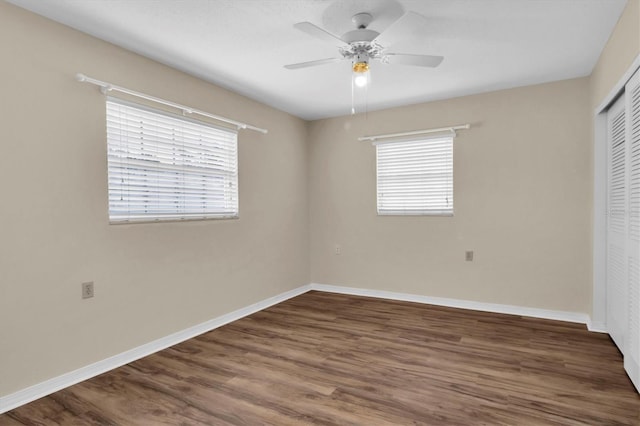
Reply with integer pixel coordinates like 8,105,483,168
465,251,474,261
82,282,94,299
335,244,341,255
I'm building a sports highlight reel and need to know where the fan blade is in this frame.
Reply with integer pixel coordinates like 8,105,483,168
373,12,428,47
284,58,342,70
385,53,444,68
294,22,348,47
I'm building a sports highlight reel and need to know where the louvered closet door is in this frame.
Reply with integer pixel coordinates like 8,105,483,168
607,92,627,352
624,69,640,390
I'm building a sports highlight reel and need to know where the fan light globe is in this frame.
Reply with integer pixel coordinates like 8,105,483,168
354,73,368,88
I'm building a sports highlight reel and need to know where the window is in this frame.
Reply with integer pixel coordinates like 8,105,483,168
376,135,453,216
106,98,238,223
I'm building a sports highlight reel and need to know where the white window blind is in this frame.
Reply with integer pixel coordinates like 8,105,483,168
376,135,453,216
106,98,238,223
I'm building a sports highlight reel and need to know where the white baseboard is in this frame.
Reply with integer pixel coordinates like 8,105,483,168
0,284,312,414
586,320,608,333
1,281,604,414
310,283,594,328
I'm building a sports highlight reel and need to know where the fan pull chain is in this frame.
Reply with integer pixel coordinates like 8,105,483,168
351,73,355,115
365,73,369,117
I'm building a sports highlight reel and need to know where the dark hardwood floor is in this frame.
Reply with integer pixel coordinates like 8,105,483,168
2,291,639,425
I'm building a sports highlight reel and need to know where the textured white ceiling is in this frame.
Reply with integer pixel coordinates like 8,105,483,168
7,0,627,120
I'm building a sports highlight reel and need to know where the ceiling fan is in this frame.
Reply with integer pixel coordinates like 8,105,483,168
284,11,444,87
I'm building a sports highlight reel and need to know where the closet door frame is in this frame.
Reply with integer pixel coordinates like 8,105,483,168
593,54,640,333
594,55,640,393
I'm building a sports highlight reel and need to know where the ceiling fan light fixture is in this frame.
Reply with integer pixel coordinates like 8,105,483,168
352,61,370,88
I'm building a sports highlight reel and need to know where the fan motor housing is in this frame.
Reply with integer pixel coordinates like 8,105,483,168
340,41,383,62
342,29,379,44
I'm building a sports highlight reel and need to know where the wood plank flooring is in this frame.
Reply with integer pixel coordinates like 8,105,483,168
2,291,639,425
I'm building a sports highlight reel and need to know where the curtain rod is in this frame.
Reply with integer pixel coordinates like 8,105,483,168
358,124,470,142
75,73,268,134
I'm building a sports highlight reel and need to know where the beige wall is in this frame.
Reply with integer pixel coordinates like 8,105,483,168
0,2,309,397
309,78,592,313
590,0,639,109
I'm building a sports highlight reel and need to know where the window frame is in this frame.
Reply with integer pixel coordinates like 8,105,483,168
106,97,239,224
375,134,454,217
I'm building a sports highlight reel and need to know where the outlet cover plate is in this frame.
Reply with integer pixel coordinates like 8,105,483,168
82,282,94,299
